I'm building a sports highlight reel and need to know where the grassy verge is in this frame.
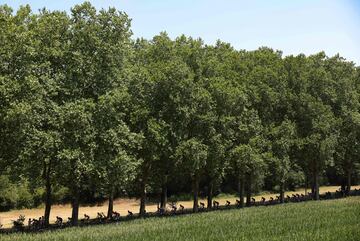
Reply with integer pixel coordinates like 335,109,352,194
1,196,359,241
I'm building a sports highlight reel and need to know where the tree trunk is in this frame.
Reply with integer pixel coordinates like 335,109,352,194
238,175,245,208
314,170,319,200
107,187,114,219
246,174,252,207
139,163,150,217
207,179,213,209
311,183,315,196
311,171,315,196
193,174,199,212
139,179,146,216
279,181,285,203
160,175,168,209
341,178,346,191
71,186,80,226
346,167,352,195
44,166,52,226
304,174,308,195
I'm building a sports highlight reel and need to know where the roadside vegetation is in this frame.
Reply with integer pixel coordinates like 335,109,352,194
0,1,359,229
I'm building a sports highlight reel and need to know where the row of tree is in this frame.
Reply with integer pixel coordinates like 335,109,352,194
0,2,359,226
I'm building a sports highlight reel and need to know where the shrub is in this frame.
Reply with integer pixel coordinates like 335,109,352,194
15,180,34,209
0,175,17,211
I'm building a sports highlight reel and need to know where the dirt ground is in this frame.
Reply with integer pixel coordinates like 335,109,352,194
0,185,358,228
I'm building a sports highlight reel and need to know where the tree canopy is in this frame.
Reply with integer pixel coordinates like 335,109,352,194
0,2,359,225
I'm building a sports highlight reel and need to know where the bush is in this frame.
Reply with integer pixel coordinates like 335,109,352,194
0,176,36,211
15,180,34,209
52,186,71,204
0,175,74,211
0,175,17,211
33,187,45,207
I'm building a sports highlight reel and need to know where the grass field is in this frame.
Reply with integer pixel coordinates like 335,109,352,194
0,185,359,228
1,196,359,241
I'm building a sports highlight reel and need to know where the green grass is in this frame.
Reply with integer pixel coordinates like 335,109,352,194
2,197,360,241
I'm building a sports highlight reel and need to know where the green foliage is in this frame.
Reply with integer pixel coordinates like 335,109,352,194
0,2,359,216
0,176,37,210
267,120,296,186
175,138,208,177
0,175,17,211
93,89,143,195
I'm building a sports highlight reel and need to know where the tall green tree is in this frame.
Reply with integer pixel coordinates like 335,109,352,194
230,144,252,207
175,138,208,212
126,63,153,216
204,134,226,208
0,5,68,226
93,89,143,218
58,99,96,225
268,120,296,202
324,56,360,193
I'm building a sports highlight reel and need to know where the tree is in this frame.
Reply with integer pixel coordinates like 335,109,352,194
93,89,143,218
285,53,338,200
175,138,208,212
124,61,153,216
204,134,226,208
298,99,338,200
230,144,252,207
18,102,61,226
63,2,132,101
324,56,360,193
334,109,360,193
58,99,96,225
55,2,132,224
145,118,173,210
0,5,67,226
268,120,296,203
144,34,185,209
1,2,360,222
